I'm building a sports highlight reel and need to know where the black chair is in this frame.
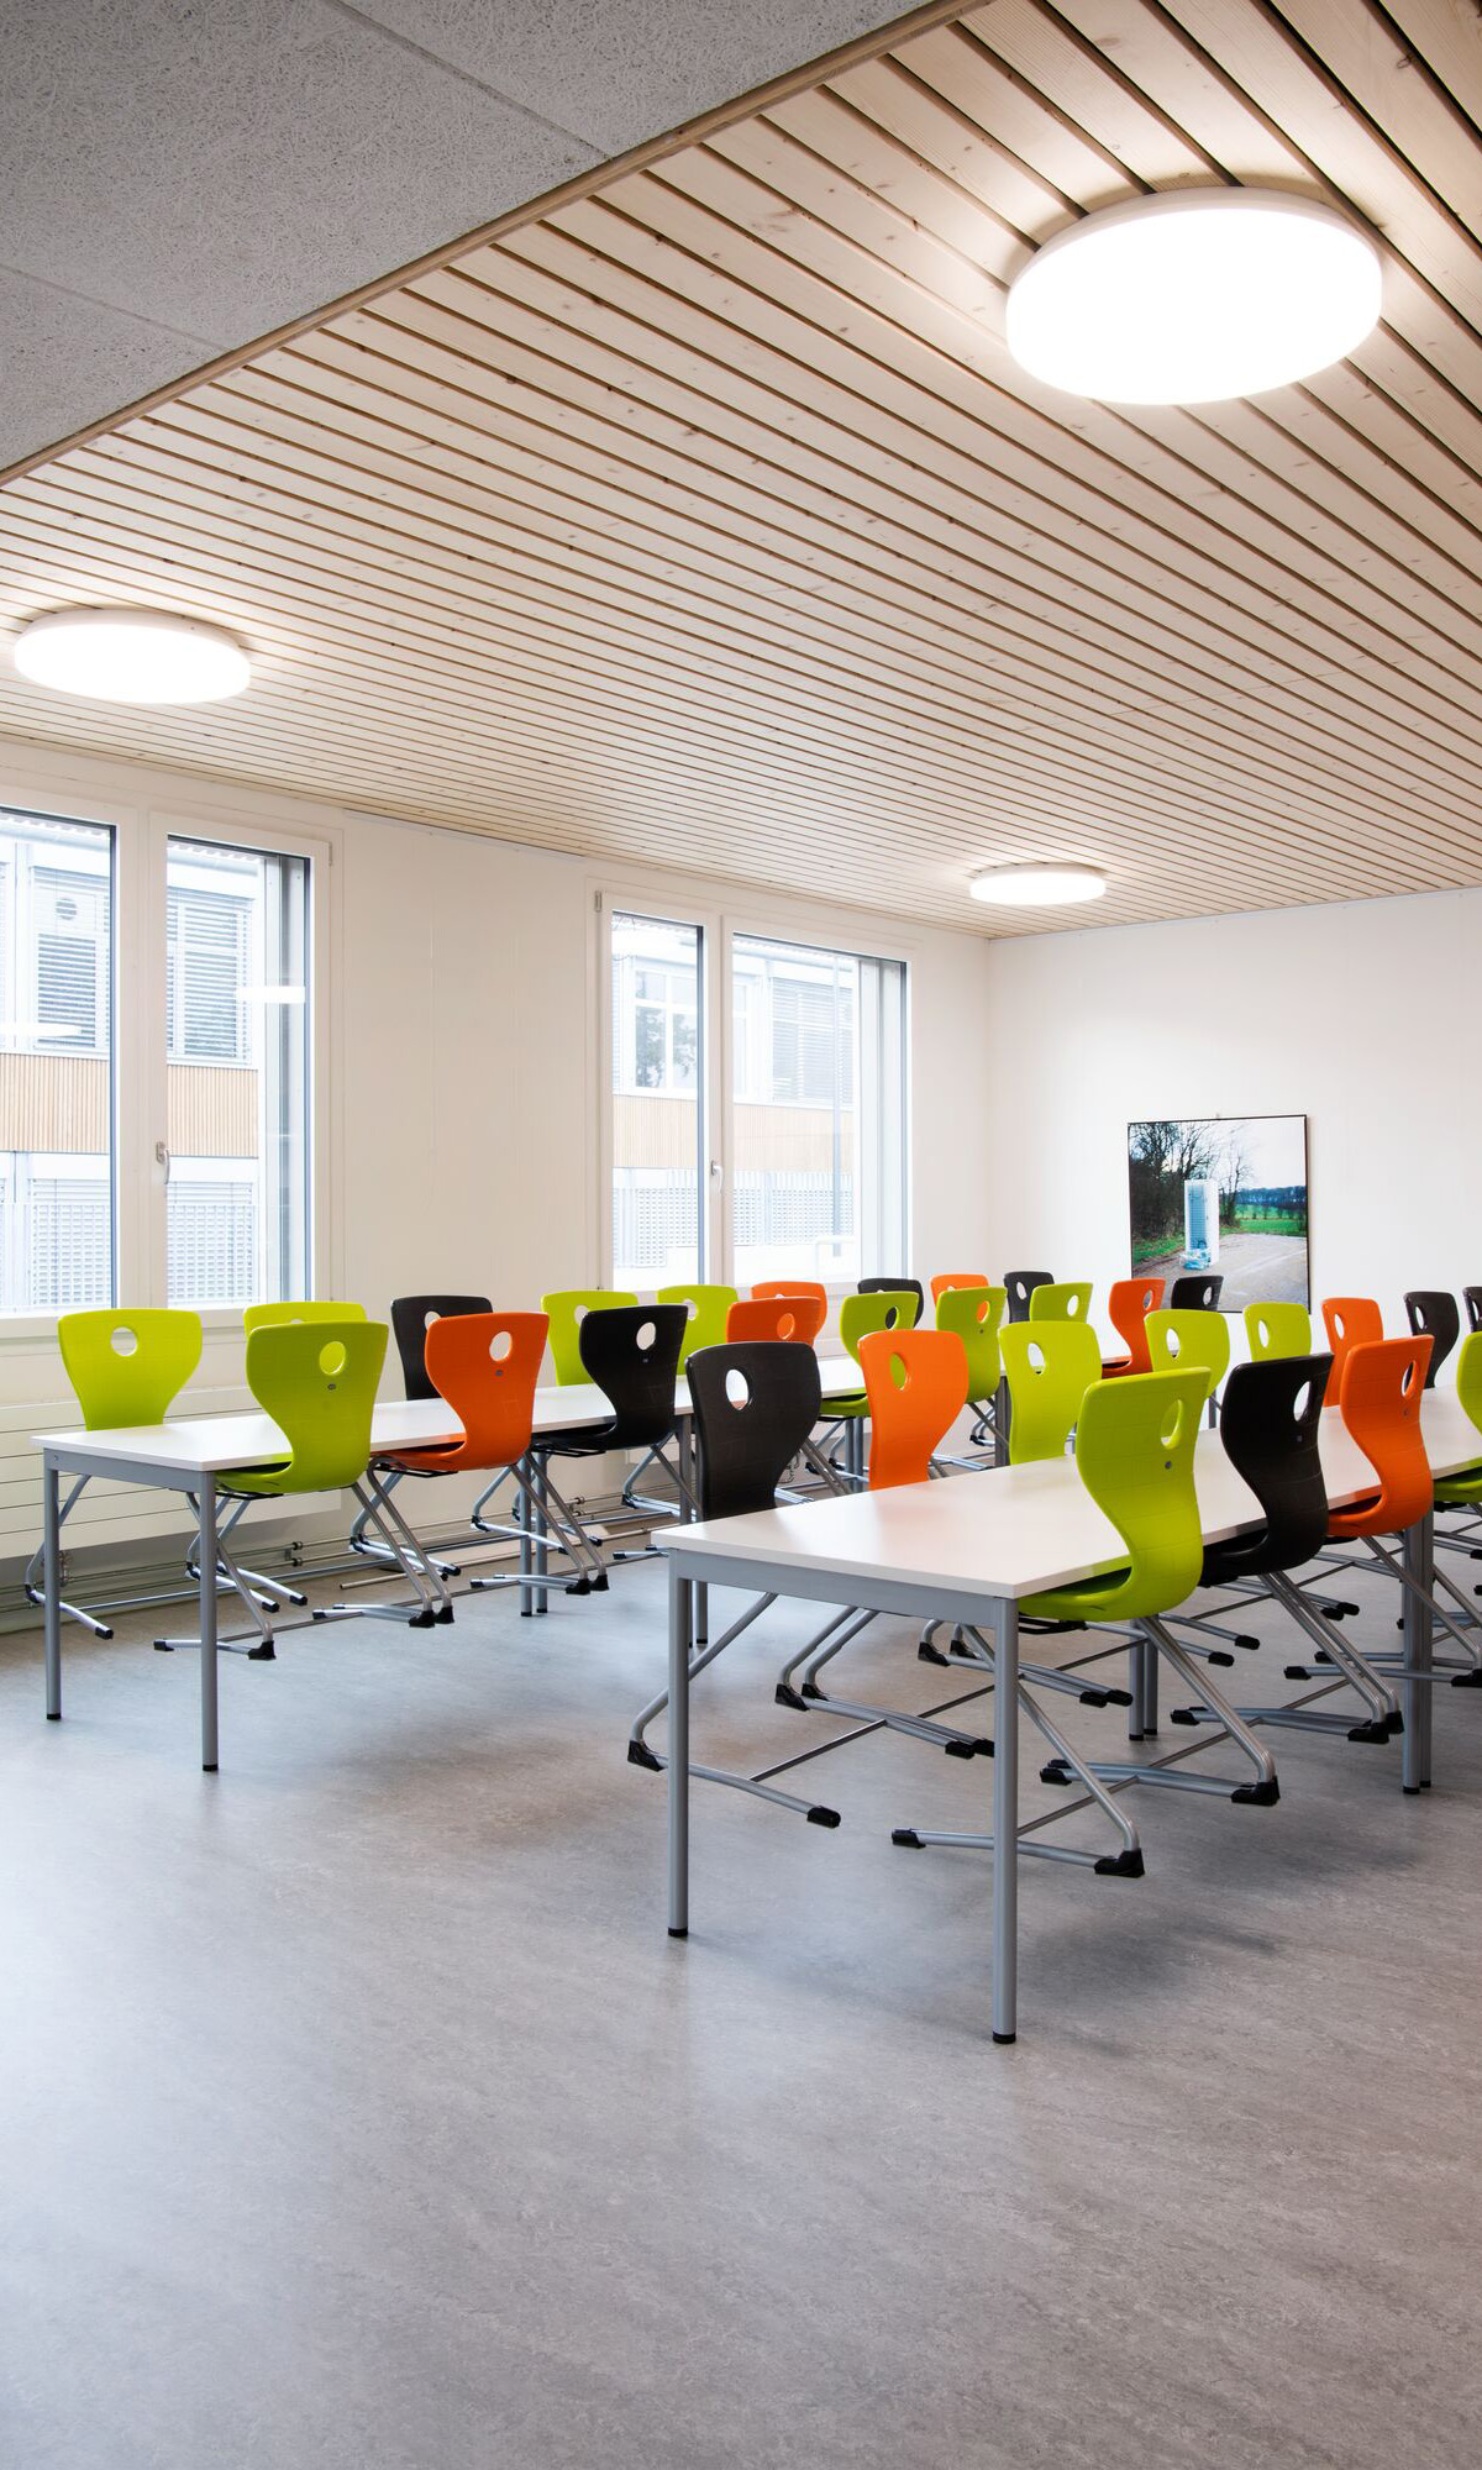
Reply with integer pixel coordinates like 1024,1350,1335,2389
1004,1269,1052,1323
1169,1273,1223,1311
519,1304,691,1603
390,1292,492,1400
628,1342,845,1826
859,1274,926,1320
1170,1354,1398,1748
1465,1288,1482,1335
1405,1290,1459,1388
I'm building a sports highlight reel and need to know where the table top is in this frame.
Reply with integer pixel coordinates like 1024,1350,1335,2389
658,1391,1482,1603
34,1356,863,1477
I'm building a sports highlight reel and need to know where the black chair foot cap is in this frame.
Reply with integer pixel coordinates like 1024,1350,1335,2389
1347,1718,1391,1744
247,1642,276,1661
153,1640,172,1652
944,1738,977,1760
593,1572,610,1591
1234,1634,1261,1650
667,1925,687,1938
435,1603,455,1624
775,1683,808,1710
565,1578,591,1596
1095,1847,1145,1878
1403,1784,1422,1795
98,1625,115,1641
891,1828,922,1848
1451,1669,1482,1688
1104,1688,1135,1707
1387,1712,1405,1734
409,1609,437,1630
806,1806,841,1828
1284,1665,1311,1681
203,1762,218,1773
286,1591,308,1608
1169,1707,1200,1727
992,2031,1017,2045
1078,1687,1111,1707
311,1608,329,1622
46,1711,60,1720
626,1738,662,1771
1208,1649,1235,1668
1039,1759,1071,1786
917,1641,950,1664
1231,1777,1280,1806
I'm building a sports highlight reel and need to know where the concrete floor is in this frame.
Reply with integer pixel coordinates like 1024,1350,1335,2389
3,1554,1481,2468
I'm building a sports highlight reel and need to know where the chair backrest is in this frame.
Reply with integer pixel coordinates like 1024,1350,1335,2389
657,1284,738,1366
1169,1273,1223,1311
1004,1269,1052,1323
58,1307,203,1431
541,1288,638,1384
934,1281,1006,1405
1243,1301,1312,1362
858,1275,926,1320
420,1312,548,1469
1329,1335,1433,1540
725,1294,826,1345
753,1279,827,1306
243,1299,368,1333
1404,1290,1459,1389
1028,1279,1092,1323
1059,1368,1209,1623
390,1293,492,1400
1209,1354,1333,1578
1145,1307,1231,1403
1321,1295,1383,1397
1456,1330,1482,1438
999,1319,1103,1463
243,1319,387,1492
838,1287,920,1370
576,1303,688,1449
1465,1287,1482,1336
859,1328,970,1489
1106,1276,1164,1374
931,1272,988,1302
687,1341,824,1520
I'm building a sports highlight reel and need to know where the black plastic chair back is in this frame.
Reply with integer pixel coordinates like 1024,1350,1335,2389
1202,1353,1332,1585
1004,1270,1052,1324
577,1304,688,1449
1170,1273,1223,1311
1405,1290,1459,1388
687,1342,824,1520
1466,1288,1482,1336
859,1275,926,1319
391,1293,493,1400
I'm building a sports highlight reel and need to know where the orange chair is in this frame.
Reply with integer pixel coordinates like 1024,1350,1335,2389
753,1279,827,1308
375,1310,601,1596
859,1327,970,1489
726,1294,826,1344
1105,1276,1165,1376
1329,1334,1432,1544
930,1272,989,1302
1322,1296,1384,1398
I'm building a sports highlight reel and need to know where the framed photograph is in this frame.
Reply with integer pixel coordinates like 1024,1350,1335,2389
1127,1115,1309,1313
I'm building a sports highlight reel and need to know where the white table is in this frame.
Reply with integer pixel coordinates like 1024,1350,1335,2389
655,1393,1482,2043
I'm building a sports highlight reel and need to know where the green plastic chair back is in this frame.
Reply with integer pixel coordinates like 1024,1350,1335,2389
657,1284,737,1367
829,1288,921,1418
1435,1330,1482,1505
1244,1302,1312,1361
58,1307,203,1431
1145,1307,1230,1403
243,1299,368,1333
1028,1280,1093,1324
999,1320,1103,1463
229,1319,388,1496
935,1282,1006,1405
541,1289,639,1384
1021,1368,1208,1625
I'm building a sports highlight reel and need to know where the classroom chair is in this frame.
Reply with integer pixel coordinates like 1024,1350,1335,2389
541,1289,638,1384
726,1294,827,1344
753,1279,828,1308
998,1319,1102,1463
1404,1290,1460,1388
1146,1307,1230,1423
390,1293,492,1399
931,1272,989,1302
1105,1278,1164,1376
1244,1301,1312,1360
243,1299,368,1331
1028,1280,1092,1324
524,1304,690,1604
819,1287,921,1483
1003,1269,1053,1322
1321,1296,1383,1396
934,1281,1007,1457
1169,1273,1223,1311
656,1285,737,1364
859,1275,926,1320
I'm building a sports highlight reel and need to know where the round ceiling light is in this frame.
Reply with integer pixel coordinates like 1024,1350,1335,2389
13,609,252,705
1006,189,1382,405
970,863,1107,909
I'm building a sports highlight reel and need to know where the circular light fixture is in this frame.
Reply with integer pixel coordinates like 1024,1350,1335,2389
970,863,1107,909
1006,189,1382,405
13,609,251,705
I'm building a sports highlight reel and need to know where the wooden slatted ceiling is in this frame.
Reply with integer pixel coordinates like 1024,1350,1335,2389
2,0,1482,935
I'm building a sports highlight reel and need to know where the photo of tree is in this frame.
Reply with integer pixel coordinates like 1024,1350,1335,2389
1127,1115,1309,1312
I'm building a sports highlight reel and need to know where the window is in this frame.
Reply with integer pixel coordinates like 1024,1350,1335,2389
731,934,904,1290
610,913,704,1290
165,839,310,1310
0,810,114,1312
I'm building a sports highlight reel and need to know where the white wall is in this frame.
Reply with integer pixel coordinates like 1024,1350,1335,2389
984,887,1482,1348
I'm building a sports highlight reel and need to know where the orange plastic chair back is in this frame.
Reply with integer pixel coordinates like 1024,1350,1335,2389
930,1272,989,1302
1329,1334,1433,1540
752,1279,827,1308
726,1295,826,1345
1322,1296,1384,1398
1106,1276,1165,1376
382,1311,548,1472
859,1327,969,1490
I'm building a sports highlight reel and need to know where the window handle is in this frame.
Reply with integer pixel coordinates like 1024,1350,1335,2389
155,1140,171,1184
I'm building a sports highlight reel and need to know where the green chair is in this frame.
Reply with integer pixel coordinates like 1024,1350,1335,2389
243,1299,368,1333
1146,1306,1231,1417
998,1319,1102,1464
824,1288,921,1482
657,1284,737,1367
1028,1280,1093,1324
31,1308,204,1638
935,1282,1007,1456
542,1289,637,1385
1244,1302,1312,1360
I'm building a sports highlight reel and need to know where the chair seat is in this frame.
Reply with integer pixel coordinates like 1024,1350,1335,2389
375,1446,468,1476
219,1461,295,1498
1435,1463,1482,1506
824,1391,868,1417
1021,1565,1132,1623
531,1422,619,1457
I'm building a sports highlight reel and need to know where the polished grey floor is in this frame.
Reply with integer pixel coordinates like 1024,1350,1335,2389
4,1554,1482,2468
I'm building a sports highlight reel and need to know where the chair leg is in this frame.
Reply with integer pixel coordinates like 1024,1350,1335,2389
775,1607,993,1755
24,1475,115,1639
892,1678,1145,1876
628,1591,841,1825
1053,1618,1280,1805
313,1478,452,1628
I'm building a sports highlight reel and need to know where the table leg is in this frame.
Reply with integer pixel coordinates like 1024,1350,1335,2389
198,1479,219,1773
668,1560,691,1937
676,1412,707,1644
518,1462,532,1616
43,1453,61,1721
992,1594,1019,2043
1402,1511,1433,1792
993,1376,1010,1468
534,1462,549,1617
